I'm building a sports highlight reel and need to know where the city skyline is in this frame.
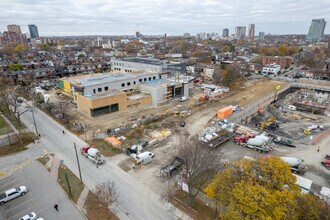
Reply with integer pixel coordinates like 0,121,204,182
0,0,329,36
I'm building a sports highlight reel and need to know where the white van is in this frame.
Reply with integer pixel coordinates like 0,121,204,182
135,151,154,165
285,105,296,111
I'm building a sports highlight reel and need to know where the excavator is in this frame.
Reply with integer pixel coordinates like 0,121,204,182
260,114,278,131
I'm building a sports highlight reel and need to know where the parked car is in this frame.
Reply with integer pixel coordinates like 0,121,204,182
0,186,27,205
19,212,37,220
285,105,296,111
179,96,190,102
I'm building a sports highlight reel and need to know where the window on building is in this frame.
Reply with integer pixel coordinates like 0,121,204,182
93,89,96,93
159,75,162,79
148,77,151,81
122,83,125,87
153,76,156,80
104,86,109,91
133,81,136,85
144,78,147,81
139,79,142,82
98,88,102,92
127,82,131,86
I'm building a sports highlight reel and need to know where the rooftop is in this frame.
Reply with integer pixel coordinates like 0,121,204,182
118,57,165,65
65,71,157,87
85,89,124,99
141,78,177,88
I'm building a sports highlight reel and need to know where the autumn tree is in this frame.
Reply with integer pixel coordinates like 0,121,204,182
1,44,15,57
40,43,51,51
221,65,240,87
204,157,329,220
14,44,27,54
0,76,14,113
92,180,118,219
168,139,219,206
212,65,222,84
8,63,23,71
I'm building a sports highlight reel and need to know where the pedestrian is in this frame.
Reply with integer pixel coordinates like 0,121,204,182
317,146,320,152
96,163,98,168
62,130,65,135
54,204,59,212
33,140,35,144
132,163,135,169
38,133,41,138
223,161,227,167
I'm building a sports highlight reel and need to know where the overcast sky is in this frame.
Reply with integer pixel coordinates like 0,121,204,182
0,0,329,36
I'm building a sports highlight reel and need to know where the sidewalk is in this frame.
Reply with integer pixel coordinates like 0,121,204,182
50,154,60,179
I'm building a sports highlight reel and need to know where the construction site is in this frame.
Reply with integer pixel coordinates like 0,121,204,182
42,77,330,216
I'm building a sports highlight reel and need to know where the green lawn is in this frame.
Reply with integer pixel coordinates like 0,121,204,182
57,165,84,204
0,116,8,129
0,116,10,135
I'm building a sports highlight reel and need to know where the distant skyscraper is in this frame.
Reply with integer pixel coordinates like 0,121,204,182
28,24,39,38
258,32,265,39
136,31,142,38
222,28,229,37
307,19,326,42
183,33,190,38
7,24,21,34
248,24,255,41
235,26,246,39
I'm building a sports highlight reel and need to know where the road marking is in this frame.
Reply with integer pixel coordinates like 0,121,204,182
7,202,42,220
5,197,36,214
0,177,24,189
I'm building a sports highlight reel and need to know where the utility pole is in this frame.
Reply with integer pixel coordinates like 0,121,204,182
31,109,39,138
74,143,83,182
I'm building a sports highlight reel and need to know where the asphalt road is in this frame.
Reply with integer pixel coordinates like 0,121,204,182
19,102,186,220
0,162,84,220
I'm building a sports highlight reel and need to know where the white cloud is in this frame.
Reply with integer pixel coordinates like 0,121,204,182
0,0,328,36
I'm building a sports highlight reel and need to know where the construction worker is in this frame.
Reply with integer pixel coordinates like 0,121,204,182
317,146,320,152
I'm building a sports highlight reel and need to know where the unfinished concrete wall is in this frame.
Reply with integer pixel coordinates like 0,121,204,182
229,81,330,124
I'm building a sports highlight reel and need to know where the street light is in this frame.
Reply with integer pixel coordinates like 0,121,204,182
30,108,39,138
23,106,39,138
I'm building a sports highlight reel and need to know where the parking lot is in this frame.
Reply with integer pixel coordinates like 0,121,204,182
0,162,85,220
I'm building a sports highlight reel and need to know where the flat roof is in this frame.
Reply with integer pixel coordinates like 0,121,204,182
65,71,158,87
120,57,164,65
141,78,177,88
85,90,124,99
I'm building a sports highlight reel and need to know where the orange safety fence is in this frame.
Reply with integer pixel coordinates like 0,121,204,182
312,129,330,145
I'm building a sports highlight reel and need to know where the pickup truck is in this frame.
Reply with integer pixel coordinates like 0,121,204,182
0,186,27,205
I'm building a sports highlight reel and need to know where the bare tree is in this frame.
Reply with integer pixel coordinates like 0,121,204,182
169,138,220,206
93,180,119,219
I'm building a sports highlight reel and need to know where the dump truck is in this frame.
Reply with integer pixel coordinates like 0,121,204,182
81,146,105,165
280,157,308,175
241,135,272,153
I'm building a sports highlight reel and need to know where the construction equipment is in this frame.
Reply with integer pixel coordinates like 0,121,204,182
81,146,105,165
207,130,234,148
321,156,330,170
260,114,278,131
234,134,256,144
160,157,184,178
239,134,272,153
273,137,296,148
280,157,308,175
